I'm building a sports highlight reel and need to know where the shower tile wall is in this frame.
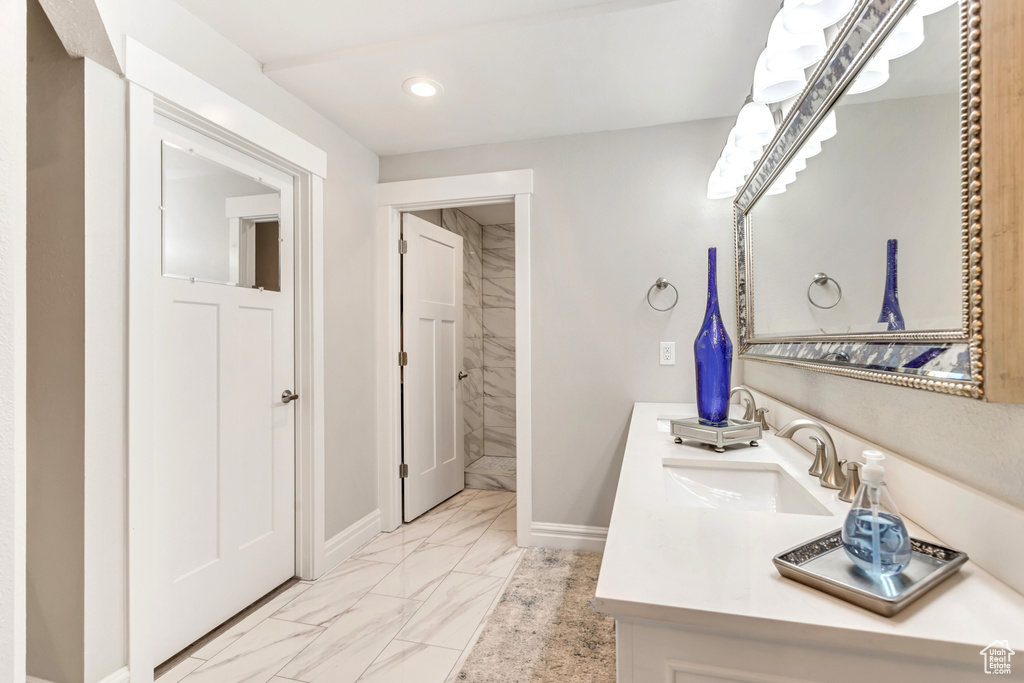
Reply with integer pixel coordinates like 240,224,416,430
439,209,484,467
479,223,516,489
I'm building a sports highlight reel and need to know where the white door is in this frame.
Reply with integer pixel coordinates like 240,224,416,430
402,214,465,521
152,117,296,663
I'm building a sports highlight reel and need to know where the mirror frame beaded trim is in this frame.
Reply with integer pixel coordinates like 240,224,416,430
734,0,984,399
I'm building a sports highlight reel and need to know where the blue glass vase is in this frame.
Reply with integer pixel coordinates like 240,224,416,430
877,238,905,331
694,247,733,426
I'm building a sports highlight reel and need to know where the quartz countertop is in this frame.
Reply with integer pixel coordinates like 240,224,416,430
593,402,1024,663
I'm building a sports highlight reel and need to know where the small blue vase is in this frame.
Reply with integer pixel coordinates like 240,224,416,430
694,247,733,426
878,239,906,331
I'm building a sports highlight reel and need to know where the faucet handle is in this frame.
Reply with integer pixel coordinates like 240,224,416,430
807,436,827,478
754,407,770,430
839,461,862,502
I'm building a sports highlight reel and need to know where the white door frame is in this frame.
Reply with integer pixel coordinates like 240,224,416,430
375,171,534,546
125,39,327,681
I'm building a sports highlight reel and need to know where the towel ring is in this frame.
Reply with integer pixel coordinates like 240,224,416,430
647,278,679,312
807,272,842,309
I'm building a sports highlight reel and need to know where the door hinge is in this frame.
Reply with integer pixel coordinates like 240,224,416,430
398,238,408,254
399,463,409,478
398,351,408,366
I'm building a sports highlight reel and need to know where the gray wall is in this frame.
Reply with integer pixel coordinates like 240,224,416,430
481,222,517,462
381,119,739,528
27,3,86,679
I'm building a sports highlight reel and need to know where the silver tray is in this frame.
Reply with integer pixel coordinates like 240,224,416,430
670,417,762,453
773,529,968,617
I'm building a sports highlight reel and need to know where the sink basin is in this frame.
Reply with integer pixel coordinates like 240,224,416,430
662,459,831,516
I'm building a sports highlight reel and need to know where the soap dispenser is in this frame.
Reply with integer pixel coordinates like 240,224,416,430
841,450,911,577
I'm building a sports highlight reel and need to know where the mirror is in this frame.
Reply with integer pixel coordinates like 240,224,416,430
161,142,282,290
735,0,983,397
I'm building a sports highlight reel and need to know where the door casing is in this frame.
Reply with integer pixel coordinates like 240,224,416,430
374,172,534,546
126,40,327,682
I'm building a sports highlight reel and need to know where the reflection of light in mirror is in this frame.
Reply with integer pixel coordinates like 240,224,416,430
913,0,958,17
848,55,890,94
878,11,925,60
782,0,856,33
811,111,838,144
766,11,827,73
753,50,807,104
735,99,776,151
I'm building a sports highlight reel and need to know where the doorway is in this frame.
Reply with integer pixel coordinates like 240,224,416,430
374,171,534,547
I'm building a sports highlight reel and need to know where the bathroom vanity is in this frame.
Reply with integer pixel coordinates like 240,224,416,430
594,399,1024,682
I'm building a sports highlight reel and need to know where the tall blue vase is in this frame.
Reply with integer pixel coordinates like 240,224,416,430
877,238,906,331
694,247,733,426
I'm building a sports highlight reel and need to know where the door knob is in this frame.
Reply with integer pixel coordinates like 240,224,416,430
281,390,299,403
457,371,469,380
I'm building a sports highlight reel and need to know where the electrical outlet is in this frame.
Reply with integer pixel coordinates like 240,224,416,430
660,342,675,365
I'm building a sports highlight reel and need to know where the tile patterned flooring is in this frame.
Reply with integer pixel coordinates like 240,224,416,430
158,489,520,683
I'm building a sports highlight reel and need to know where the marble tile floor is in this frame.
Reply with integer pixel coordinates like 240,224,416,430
158,488,521,683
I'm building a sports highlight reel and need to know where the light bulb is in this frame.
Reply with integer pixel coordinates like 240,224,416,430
752,50,807,104
765,11,827,73
878,11,924,60
410,82,437,97
734,100,777,151
782,0,857,33
724,126,761,165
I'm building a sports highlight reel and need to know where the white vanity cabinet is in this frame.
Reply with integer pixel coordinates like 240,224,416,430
595,403,1024,683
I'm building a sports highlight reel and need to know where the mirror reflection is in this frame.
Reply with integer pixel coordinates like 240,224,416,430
751,2,961,338
161,142,282,290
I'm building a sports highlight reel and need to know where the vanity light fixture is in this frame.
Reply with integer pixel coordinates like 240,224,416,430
765,11,827,73
847,54,890,94
781,0,856,33
753,50,807,104
707,174,740,200
877,10,925,60
724,126,762,165
402,77,444,98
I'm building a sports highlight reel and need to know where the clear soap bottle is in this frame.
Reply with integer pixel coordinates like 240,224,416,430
841,450,912,577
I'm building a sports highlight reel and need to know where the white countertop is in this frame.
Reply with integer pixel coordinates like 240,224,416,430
593,402,1024,663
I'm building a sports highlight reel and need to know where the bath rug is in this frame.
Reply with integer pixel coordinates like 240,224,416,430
455,548,616,683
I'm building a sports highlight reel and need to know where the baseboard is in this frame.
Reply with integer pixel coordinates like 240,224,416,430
324,509,381,572
28,667,129,683
530,522,608,553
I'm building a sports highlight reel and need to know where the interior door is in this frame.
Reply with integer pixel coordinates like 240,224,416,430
151,117,296,663
402,213,465,521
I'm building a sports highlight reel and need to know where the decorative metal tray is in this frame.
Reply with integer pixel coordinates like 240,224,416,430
670,417,762,453
773,530,968,617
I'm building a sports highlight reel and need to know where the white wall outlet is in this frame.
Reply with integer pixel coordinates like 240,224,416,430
660,342,675,365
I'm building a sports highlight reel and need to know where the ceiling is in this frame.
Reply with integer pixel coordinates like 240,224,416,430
173,0,778,156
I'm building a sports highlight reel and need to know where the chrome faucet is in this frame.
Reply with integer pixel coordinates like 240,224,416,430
775,419,846,490
729,386,757,421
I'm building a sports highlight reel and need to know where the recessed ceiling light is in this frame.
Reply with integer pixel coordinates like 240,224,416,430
403,77,443,98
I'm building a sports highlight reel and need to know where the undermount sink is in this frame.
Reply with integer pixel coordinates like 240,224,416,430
662,458,832,516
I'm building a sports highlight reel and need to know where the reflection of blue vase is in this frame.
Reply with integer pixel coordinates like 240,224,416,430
694,247,733,425
878,239,905,331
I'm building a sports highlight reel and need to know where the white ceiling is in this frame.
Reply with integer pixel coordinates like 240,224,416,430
173,0,778,155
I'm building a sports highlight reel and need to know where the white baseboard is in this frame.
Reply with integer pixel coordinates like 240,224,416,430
324,509,381,572
530,522,608,553
28,667,129,683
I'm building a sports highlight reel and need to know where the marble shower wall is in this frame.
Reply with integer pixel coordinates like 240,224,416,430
439,209,484,466
481,223,516,462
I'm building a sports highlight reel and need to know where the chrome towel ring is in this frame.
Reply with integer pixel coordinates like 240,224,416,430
807,272,842,309
647,278,679,312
